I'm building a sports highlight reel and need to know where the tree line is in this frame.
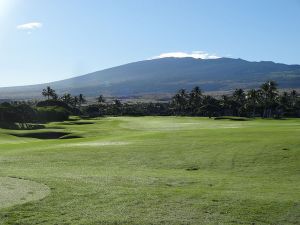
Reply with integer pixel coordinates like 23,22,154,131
170,81,299,118
41,80,299,118
0,80,299,127
82,81,299,118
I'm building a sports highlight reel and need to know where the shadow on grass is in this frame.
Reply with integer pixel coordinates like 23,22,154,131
186,166,200,171
0,122,45,130
60,135,83,139
10,132,82,140
58,121,95,126
214,116,252,121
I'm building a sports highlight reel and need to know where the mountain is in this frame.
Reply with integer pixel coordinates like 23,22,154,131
1,57,300,99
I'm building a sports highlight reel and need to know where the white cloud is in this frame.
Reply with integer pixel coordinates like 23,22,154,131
17,22,42,31
152,51,221,60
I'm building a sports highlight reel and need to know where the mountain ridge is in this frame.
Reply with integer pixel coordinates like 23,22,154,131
1,57,300,99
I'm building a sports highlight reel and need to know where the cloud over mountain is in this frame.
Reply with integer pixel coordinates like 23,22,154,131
152,51,220,59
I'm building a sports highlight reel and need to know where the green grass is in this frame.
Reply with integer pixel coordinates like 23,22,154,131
0,117,299,225
0,177,50,210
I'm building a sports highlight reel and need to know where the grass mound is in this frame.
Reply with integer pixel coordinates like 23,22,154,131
0,177,50,209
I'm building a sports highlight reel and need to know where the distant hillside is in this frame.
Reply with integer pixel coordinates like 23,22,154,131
1,57,300,99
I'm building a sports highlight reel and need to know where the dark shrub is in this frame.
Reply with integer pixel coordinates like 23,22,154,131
84,105,102,118
37,100,71,110
36,106,70,122
37,99,81,116
0,103,36,123
0,102,12,107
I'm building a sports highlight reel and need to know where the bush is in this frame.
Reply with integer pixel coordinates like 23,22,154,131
36,106,70,122
0,103,36,123
37,99,81,116
37,100,71,110
83,105,102,118
0,122,44,130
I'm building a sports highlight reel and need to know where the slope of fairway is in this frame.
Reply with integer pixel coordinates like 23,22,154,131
0,117,299,225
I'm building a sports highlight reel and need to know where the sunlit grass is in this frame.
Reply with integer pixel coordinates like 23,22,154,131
0,117,299,224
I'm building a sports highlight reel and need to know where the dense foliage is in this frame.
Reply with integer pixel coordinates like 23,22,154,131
86,81,300,118
169,81,300,118
0,103,36,123
0,81,299,127
36,106,70,122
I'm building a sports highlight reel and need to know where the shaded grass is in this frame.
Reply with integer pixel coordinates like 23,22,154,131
0,122,45,130
58,121,95,126
214,116,252,121
10,132,71,140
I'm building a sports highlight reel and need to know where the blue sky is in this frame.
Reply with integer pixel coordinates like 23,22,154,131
0,0,300,87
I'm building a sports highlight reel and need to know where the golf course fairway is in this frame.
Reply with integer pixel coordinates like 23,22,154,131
0,117,299,224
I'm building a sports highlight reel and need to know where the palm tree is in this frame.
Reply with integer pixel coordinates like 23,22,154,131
232,88,246,116
72,96,79,108
189,86,203,114
78,94,86,108
114,99,121,106
260,80,278,118
220,95,232,116
172,89,188,115
246,89,261,117
52,93,58,100
279,91,289,106
200,95,220,118
112,99,122,115
61,93,73,105
290,90,298,108
97,95,105,104
42,86,56,100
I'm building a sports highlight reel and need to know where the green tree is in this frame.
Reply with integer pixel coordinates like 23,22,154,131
232,88,246,116
72,96,79,108
246,89,261,117
42,86,57,100
61,93,73,105
200,95,220,118
172,89,189,115
78,94,86,108
97,95,105,104
189,86,203,114
260,81,278,118
290,90,298,108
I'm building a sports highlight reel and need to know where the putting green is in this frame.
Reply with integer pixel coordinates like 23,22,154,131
0,177,50,209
